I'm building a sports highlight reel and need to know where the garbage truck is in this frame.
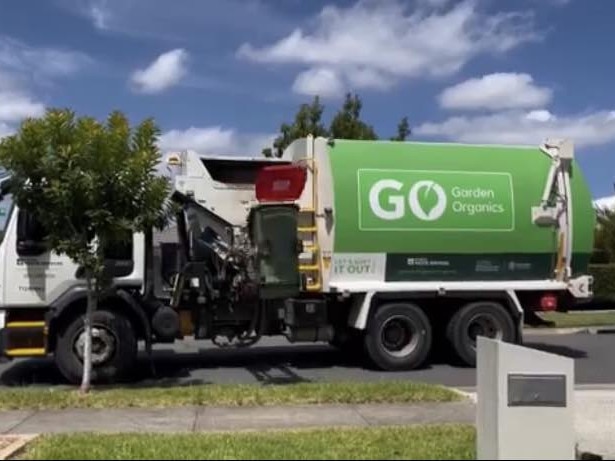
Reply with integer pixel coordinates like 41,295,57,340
0,135,596,384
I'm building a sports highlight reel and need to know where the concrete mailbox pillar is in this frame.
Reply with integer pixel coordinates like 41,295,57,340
476,336,575,460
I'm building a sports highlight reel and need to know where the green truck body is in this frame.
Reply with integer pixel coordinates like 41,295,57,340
322,140,594,284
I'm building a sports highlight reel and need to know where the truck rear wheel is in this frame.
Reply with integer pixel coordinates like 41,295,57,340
446,300,516,367
54,309,138,385
364,302,432,371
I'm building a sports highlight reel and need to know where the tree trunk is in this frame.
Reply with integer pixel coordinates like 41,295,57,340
80,275,97,394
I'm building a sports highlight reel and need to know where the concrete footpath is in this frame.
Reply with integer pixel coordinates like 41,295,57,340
0,401,474,435
574,390,615,459
0,392,613,459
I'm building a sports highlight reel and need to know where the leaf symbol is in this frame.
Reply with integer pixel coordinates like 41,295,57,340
420,183,439,218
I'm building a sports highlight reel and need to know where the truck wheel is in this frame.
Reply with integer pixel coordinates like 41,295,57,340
446,300,516,367
54,309,138,385
364,302,432,371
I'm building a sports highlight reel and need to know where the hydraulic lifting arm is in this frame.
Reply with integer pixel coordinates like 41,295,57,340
531,139,574,281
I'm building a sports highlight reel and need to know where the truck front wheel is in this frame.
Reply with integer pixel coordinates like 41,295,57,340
54,309,138,385
364,302,432,371
446,300,516,367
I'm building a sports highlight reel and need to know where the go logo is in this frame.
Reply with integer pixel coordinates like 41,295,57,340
368,179,447,221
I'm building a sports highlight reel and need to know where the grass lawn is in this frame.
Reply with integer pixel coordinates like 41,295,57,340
19,424,476,460
538,311,615,328
0,380,461,411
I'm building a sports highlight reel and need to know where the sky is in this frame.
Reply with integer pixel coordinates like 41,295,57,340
1,0,615,201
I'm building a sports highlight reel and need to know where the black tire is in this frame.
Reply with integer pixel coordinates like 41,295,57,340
446,300,516,367
364,302,432,371
54,309,138,385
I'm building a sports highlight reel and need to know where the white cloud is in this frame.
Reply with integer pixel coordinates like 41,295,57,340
0,69,19,92
532,0,571,5
159,127,234,153
415,109,615,148
88,0,110,29
0,36,92,130
0,69,45,126
59,0,291,43
0,122,13,139
525,109,555,122
439,73,552,111
159,126,276,156
595,195,615,210
347,67,394,91
131,49,189,94
0,36,92,81
0,92,45,123
238,0,539,95
419,0,452,8
292,68,344,98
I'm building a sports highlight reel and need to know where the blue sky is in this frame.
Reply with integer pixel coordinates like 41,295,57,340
1,0,615,200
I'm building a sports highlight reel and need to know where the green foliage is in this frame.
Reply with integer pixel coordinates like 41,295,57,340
0,108,171,285
391,116,411,141
0,380,460,411
267,93,410,157
25,425,476,460
586,207,615,299
268,96,329,158
329,93,378,141
593,206,615,263
588,264,615,299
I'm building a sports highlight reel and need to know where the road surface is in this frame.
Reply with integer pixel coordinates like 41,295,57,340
0,332,614,389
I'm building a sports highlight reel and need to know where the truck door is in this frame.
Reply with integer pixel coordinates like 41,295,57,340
3,208,79,307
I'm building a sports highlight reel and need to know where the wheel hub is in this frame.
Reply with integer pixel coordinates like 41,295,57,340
380,315,419,358
74,327,117,365
467,314,503,345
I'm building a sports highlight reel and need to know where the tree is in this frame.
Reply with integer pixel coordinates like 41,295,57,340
391,116,411,141
0,108,171,393
329,93,378,140
266,96,329,158
593,206,615,263
265,92,410,157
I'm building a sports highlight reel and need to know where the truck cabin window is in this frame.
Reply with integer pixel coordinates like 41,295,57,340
15,208,134,261
103,230,133,261
16,209,48,256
